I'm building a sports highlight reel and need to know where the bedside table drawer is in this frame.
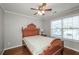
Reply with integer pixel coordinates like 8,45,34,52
41,34,47,36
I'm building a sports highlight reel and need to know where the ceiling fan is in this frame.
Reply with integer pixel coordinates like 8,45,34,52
30,3,52,15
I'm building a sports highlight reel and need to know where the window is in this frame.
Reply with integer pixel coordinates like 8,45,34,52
51,16,79,40
51,20,62,38
63,17,73,39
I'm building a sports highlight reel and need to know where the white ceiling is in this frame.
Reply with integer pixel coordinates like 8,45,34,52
1,3,79,19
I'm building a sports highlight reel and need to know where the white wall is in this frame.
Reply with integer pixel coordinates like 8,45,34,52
42,19,51,37
42,9,79,52
64,40,79,52
0,6,4,54
4,11,43,49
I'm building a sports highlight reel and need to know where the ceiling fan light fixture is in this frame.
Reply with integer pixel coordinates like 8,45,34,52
37,11,42,15
31,3,52,15
37,10,45,15
41,11,45,14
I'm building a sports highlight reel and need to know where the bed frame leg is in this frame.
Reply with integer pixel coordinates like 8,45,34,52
61,48,64,55
22,40,24,46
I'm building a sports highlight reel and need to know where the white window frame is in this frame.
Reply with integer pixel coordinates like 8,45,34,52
51,16,79,42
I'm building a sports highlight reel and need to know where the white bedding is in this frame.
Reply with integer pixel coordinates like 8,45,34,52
23,35,55,55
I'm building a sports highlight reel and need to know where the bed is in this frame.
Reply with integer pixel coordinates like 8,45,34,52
22,23,64,55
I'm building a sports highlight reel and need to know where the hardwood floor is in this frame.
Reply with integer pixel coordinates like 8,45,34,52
3,46,79,55
3,46,31,55
63,48,79,55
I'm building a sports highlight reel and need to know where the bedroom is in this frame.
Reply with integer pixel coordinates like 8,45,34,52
0,3,79,55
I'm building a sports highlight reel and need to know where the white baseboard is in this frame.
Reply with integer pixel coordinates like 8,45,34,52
1,50,5,55
64,45,79,52
4,45,22,51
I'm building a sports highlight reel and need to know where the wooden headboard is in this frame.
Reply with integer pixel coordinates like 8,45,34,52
22,23,40,38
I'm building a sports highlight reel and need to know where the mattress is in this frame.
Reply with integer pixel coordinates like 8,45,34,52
23,35,55,55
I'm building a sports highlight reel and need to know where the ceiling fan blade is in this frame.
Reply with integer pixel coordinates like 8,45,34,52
39,3,47,9
45,9,52,11
34,12,38,15
31,8,38,10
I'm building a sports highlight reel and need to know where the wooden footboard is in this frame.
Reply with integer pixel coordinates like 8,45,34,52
52,47,63,55
52,40,64,55
39,39,64,55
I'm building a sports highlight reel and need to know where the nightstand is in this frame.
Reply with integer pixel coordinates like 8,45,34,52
41,34,47,36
